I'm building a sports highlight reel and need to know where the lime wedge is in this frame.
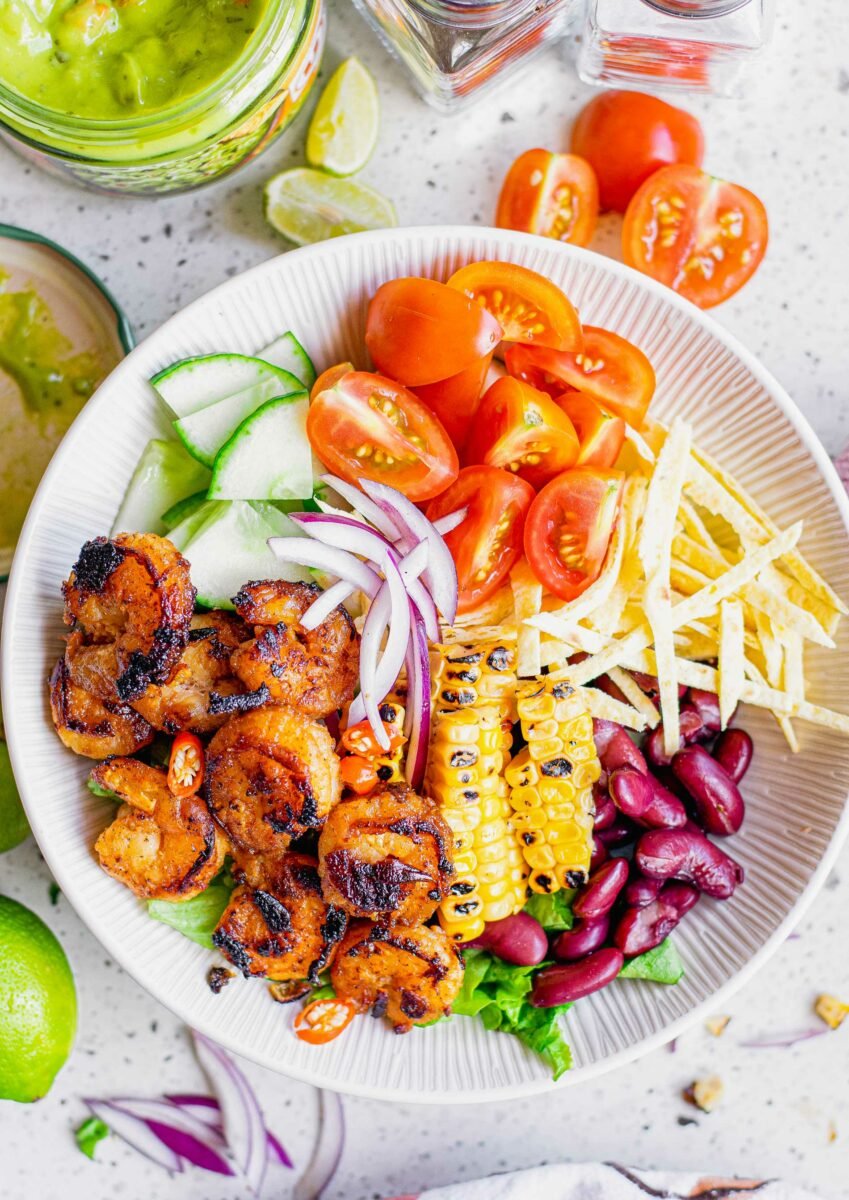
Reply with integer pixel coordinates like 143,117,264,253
264,168,397,246
306,57,380,177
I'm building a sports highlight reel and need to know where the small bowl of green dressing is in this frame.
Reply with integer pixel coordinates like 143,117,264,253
0,225,132,579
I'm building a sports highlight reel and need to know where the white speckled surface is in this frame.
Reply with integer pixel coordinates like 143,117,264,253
2,1,849,1197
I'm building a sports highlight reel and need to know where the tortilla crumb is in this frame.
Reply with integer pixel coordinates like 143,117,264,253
815,994,849,1030
684,1075,724,1113
706,1015,731,1037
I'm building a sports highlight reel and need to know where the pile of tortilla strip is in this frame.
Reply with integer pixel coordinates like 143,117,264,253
445,416,849,754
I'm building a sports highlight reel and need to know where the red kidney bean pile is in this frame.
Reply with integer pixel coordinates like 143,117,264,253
469,675,755,1010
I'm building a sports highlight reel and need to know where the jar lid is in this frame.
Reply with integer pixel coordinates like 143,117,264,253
0,225,133,580
641,0,750,16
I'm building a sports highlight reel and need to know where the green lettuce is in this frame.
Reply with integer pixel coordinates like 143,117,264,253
75,1117,110,1160
454,950,572,1080
147,871,235,950
86,778,121,801
620,937,685,985
523,889,575,932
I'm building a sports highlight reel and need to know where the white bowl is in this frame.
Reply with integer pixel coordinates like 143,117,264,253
5,227,849,1103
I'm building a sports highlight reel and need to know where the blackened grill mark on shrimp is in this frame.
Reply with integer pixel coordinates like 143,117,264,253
211,929,254,977
324,850,432,913
254,889,291,933
310,905,347,983
68,539,125,595
208,684,270,716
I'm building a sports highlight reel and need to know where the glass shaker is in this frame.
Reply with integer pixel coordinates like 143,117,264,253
578,0,775,96
350,0,580,110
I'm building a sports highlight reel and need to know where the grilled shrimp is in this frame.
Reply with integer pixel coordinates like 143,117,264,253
131,612,249,734
205,705,342,854
49,653,153,759
330,921,464,1033
318,785,454,925
212,852,346,983
62,533,195,702
92,757,228,900
230,580,359,717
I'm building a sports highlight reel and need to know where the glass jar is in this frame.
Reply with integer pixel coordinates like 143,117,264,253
351,0,579,111
0,0,325,196
578,0,774,96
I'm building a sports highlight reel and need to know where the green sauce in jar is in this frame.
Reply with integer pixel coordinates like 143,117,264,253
0,0,269,121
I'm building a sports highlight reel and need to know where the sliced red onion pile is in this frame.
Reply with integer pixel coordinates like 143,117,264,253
268,474,462,786
81,1033,292,1190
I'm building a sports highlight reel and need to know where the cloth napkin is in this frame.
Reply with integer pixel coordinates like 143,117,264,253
392,1162,823,1200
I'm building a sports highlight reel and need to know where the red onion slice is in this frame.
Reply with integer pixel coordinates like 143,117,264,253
192,1031,267,1196
404,602,431,790
267,538,381,598
358,478,459,624
166,1094,293,1168
292,1090,345,1200
348,556,411,742
83,1099,183,1174
289,512,394,562
739,1028,827,1049
319,473,402,539
432,507,468,535
300,580,356,632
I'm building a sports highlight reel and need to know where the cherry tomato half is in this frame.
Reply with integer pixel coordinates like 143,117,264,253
339,755,379,796
464,376,580,490
447,261,583,352
427,465,535,615
167,732,204,798
524,468,624,601
496,150,599,248
570,90,704,214
311,361,353,403
413,353,492,452
294,997,356,1045
556,393,625,469
622,165,768,309
366,277,502,386
505,327,655,428
307,371,459,502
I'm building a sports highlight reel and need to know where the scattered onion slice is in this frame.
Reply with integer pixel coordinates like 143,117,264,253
193,1031,267,1197
358,478,459,625
267,538,381,599
104,1098,234,1176
83,1098,183,1173
292,1090,345,1200
432,507,468,535
739,1028,827,1049
166,1094,293,1168
405,602,432,790
348,556,411,741
319,473,402,539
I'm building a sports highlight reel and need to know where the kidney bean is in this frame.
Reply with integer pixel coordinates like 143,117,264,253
615,898,682,957
660,881,700,916
593,785,616,831
593,719,647,775
466,911,548,966
629,672,688,701
573,857,630,919
552,916,610,961
713,728,753,783
688,689,723,733
596,816,638,849
623,874,663,908
609,768,687,830
531,947,625,1007
589,840,609,872
596,674,631,706
635,828,744,899
672,744,745,835
645,707,706,768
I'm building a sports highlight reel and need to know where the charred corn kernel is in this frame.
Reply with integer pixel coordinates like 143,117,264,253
426,704,527,943
507,674,600,894
431,640,517,759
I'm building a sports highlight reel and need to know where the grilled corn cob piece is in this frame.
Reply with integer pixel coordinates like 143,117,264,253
431,639,517,759
426,704,528,942
506,675,599,894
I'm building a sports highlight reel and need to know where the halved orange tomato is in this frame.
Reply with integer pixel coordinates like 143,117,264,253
556,392,626,469
365,277,502,386
496,150,599,248
311,361,353,402
307,370,459,502
464,376,580,490
447,262,583,352
504,327,655,428
413,353,492,452
524,468,624,601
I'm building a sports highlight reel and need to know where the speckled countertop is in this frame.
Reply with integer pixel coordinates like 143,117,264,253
2,2,849,1198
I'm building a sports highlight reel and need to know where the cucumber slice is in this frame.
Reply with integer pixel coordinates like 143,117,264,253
258,333,317,391
111,439,211,537
175,499,310,608
167,499,224,555
208,394,312,502
174,367,304,468
152,353,285,419
161,489,208,531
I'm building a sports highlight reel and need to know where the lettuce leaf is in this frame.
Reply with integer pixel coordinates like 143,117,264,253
523,889,575,932
454,950,572,1080
75,1117,110,1160
147,872,235,950
620,938,684,985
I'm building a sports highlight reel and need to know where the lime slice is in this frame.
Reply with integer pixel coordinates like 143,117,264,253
306,57,380,177
264,168,397,246
0,895,77,1102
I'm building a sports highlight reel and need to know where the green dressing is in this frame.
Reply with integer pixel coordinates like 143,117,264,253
0,0,268,121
